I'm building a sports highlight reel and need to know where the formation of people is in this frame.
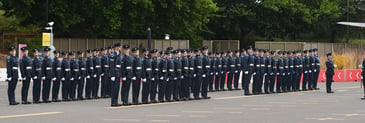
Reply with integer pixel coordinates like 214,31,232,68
6,43,337,106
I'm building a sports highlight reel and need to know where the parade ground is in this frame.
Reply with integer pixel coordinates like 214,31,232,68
0,82,364,123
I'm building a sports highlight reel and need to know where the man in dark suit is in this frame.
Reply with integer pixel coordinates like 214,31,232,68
325,53,334,93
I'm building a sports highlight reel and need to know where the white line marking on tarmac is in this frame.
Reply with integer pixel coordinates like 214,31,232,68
0,112,63,119
242,104,273,107
147,120,170,122
214,95,264,100
182,110,216,114
305,117,344,121
145,114,181,117
189,115,208,118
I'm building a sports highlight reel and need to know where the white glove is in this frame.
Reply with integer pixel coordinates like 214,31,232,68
334,65,337,68
244,71,249,74
309,70,312,73
362,76,364,79
143,78,147,82
277,73,279,75
23,77,26,81
70,78,74,81
86,75,90,79
264,73,267,76
166,78,169,82
101,73,104,76
181,76,184,79
283,73,285,76
160,77,164,80
221,71,224,74
42,77,45,80
151,78,155,81
227,72,230,74
314,69,317,72
202,74,206,78
111,77,115,81
270,73,273,75
122,77,126,81
78,77,81,79
93,74,97,77
7,77,12,81
193,74,196,77
132,77,136,80
33,76,37,79
235,70,238,73
174,77,177,80
304,71,308,73
253,72,256,75
288,73,290,75
210,73,213,75
62,77,65,81
216,72,218,75
52,78,56,81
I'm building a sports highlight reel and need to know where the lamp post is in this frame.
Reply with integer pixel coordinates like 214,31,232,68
346,0,349,43
45,21,55,58
147,27,151,50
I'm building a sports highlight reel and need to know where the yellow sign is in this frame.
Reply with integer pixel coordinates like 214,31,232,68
42,33,51,46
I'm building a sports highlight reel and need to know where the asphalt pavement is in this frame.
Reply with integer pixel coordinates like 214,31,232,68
0,82,364,123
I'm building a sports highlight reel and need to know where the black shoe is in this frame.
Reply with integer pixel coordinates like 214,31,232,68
265,92,270,94
315,88,320,90
78,97,84,100
22,101,32,104
228,89,234,91
244,93,252,96
150,100,157,103
194,97,201,100
105,95,111,98
203,97,211,99
93,97,100,99
235,88,241,90
111,104,122,107
10,102,19,105
221,89,227,91
33,101,42,104
43,100,51,103
327,91,334,93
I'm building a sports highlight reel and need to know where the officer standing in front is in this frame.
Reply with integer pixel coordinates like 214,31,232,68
19,47,32,104
52,50,62,102
121,44,133,105
142,48,152,104
325,53,334,93
42,47,53,103
243,46,254,95
131,47,142,105
6,46,19,105
32,48,43,103
252,48,261,94
110,43,123,107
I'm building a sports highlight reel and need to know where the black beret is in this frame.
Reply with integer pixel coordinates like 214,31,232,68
263,50,267,53
68,51,74,56
32,48,39,52
159,51,163,55
326,52,332,57
93,48,99,52
61,51,68,55
235,50,240,53
107,46,112,49
252,48,257,52
150,49,158,54
77,50,83,55
142,48,149,52
227,50,232,53
100,47,106,51
181,49,186,53
246,45,252,50
172,50,179,54
215,52,219,55
114,43,121,47
314,48,318,51
208,52,213,55
186,49,191,53
53,50,59,54
220,51,225,55
123,44,130,49
86,49,92,53
165,50,171,55
20,47,28,52
308,49,312,52
167,47,173,51
278,51,282,55
303,50,308,53
240,49,245,52
44,47,51,52
270,51,275,54
131,47,139,52
194,49,199,53
201,46,208,51
8,46,16,51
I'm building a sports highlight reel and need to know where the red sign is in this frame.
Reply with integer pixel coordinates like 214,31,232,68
345,69,361,82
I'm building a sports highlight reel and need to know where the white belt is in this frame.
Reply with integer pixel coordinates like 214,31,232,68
12,67,18,70
104,65,109,68
279,67,284,69
169,69,174,72
285,66,288,68
237,64,241,66
206,66,210,68
90,67,94,70
256,65,260,67
218,65,222,67
155,68,159,71
189,67,194,70
136,67,142,70
299,65,303,67
296,65,299,68
290,65,294,68
177,69,182,71
311,63,315,65
230,65,235,67
26,66,32,70
223,65,227,67
162,70,167,72
268,65,271,67
110,59,114,61
81,68,86,70
57,67,61,70
46,67,52,70
184,67,188,70
116,65,121,68
261,64,265,67
95,65,101,68
126,66,132,69
65,69,70,71
74,69,79,72
316,63,320,65
36,68,41,71
249,64,254,66
197,66,203,69
146,68,152,71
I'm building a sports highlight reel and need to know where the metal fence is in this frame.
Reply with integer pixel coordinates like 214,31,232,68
202,40,240,52
255,41,365,57
54,38,189,51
